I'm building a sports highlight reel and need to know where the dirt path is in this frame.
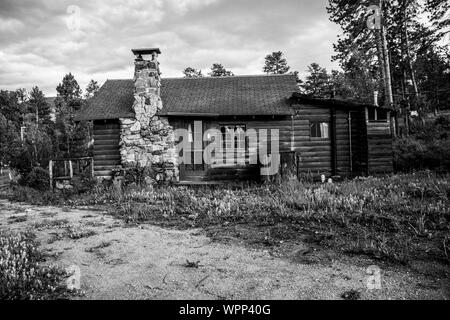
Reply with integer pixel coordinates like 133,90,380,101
0,199,448,300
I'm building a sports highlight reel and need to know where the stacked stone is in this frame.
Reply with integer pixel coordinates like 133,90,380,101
119,50,178,183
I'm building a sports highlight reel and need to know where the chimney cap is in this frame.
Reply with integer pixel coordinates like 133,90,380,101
132,48,161,56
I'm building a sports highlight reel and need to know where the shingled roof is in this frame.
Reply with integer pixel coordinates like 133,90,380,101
74,74,299,121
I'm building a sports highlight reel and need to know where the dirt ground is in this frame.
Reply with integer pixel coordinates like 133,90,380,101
0,199,448,300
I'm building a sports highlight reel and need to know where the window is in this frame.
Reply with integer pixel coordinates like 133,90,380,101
220,124,247,164
187,123,193,143
368,108,388,122
310,121,329,139
377,109,388,121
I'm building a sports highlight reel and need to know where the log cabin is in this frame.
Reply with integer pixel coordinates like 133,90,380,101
74,48,394,184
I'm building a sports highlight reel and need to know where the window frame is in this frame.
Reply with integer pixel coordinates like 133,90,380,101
309,121,330,140
219,123,248,164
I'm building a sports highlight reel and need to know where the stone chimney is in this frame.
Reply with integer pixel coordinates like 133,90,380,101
119,48,178,183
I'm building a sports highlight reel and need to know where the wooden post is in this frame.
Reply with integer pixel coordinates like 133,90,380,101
348,112,353,174
69,160,73,179
290,115,295,152
49,160,53,190
91,158,94,178
331,107,337,176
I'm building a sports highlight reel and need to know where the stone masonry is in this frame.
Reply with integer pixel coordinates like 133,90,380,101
119,49,178,182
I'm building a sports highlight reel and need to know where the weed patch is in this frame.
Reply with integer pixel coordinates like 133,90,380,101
0,232,74,299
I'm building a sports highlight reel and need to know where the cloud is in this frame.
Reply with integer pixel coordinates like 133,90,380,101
0,0,341,95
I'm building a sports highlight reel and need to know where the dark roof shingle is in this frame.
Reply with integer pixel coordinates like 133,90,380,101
75,74,299,121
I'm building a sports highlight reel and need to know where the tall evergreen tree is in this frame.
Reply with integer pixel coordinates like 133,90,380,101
84,80,100,99
263,51,291,74
301,63,331,97
327,0,449,112
29,86,51,124
56,73,82,105
55,73,87,157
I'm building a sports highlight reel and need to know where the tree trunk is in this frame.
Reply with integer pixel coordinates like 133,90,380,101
376,0,394,109
380,19,394,107
376,30,388,102
404,24,419,101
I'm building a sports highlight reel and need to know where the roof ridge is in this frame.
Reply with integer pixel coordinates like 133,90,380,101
163,74,296,80
106,74,296,82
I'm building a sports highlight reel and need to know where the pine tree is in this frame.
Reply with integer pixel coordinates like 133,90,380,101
85,80,100,99
29,86,51,124
56,73,82,103
301,63,331,97
263,51,291,74
183,67,203,78
209,63,234,77
55,73,86,157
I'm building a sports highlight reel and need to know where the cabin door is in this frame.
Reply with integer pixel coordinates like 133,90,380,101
349,112,368,176
179,120,214,182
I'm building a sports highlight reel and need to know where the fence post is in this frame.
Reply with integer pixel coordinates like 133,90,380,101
69,160,73,179
49,160,53,190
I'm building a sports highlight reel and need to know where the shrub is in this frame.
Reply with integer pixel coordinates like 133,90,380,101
20,167,50,191
395,115,450,172
0,232,72,300
71,176,96,194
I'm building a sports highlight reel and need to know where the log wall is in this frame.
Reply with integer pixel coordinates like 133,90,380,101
93,119,121,178
365,111,393,174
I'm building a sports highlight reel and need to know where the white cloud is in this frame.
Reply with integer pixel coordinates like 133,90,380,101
0,0,341,95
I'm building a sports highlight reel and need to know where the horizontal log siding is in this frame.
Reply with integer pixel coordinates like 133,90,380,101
366,119,393,174
291,105,332,176
335,109,352,176
93,120,121,177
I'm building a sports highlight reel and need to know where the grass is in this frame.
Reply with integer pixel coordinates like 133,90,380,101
8,215,28,224
0,232,74,299
2,172,449,267
33,219,70,230
105,173,450,266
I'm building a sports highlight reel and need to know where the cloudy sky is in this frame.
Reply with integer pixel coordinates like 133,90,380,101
0,0,342,96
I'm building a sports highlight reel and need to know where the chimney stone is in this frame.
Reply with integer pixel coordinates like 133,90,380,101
118,48,178,183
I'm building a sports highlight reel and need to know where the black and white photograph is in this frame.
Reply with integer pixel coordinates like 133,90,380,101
0,0,449,307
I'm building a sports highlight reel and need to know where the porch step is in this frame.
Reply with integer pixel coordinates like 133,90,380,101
177,180,226,186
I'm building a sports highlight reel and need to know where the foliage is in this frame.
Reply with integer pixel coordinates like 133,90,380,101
0,90,26,124
3,173,449,265
19,167,50,191
5,123,55,175
55,73,88,158
28,86,51,124
183,67,203,78
84,80,100,99
56,73,82,104
3,186,63,206
394,115,450,172
1,73,93,182
209,63,234,77
326,0,450,110
263,51,291,74
0,232,72,300
301,63,331,97
0,113,21,166
106,174,449,264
